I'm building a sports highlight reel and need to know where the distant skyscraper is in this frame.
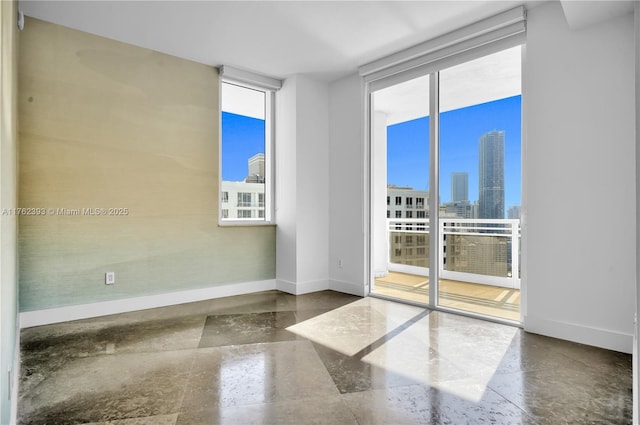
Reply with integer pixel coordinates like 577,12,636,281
478,130,505,219
508,205,521,219
245,153,265,183
451,172,468,202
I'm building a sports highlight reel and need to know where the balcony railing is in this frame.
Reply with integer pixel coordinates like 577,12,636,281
387,218,520,289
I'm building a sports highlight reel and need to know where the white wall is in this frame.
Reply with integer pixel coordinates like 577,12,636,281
276,75,331,294
328,74,367,296
296,75,330,286
524,1,636,353
276,77,298,285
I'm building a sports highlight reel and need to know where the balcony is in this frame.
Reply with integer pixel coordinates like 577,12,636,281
374,218,520,321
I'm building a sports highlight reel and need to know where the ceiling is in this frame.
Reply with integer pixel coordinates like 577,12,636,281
20,0,541,82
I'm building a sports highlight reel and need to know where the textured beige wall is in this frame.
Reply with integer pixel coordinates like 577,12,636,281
18,18,275,311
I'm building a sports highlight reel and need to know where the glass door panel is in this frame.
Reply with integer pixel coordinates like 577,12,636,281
371,75,431,304
437,46,522,321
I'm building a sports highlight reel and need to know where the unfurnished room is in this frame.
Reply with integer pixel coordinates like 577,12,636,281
1,1,639,424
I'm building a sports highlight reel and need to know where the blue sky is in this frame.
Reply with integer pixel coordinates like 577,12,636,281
221,111,265,181
387,95,521,209
222,95,521,211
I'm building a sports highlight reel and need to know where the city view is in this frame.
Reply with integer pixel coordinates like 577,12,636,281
384,104,521,280
373,46,522,321
386,95,522,220
220,82,267,221
219,48,523,320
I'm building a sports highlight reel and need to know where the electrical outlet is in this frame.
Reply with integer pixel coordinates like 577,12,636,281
105,272,115,285
338,259,343,268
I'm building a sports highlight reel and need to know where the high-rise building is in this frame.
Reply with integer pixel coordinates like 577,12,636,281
386,185,430,268
221,154,266,219
445,234,509,277
246,153,265,183
386,185,430,220
508,205,521,219
478,130,505,219
442,200,474,219
451,172,468,202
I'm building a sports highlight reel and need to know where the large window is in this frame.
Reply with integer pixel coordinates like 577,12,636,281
219,66,280,224
365,7,525,323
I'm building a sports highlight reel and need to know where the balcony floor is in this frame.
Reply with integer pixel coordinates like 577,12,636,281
374,272,520,321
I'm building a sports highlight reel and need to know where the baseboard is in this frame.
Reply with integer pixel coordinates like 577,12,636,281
276,278,366,297
524,314,633,354
276,279,330,295
19,279,277,328
275,279,297,294
329,279,366,297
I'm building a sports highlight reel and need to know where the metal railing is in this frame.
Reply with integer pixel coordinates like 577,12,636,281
387,218,520,289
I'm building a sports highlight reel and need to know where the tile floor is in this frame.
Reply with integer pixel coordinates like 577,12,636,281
18,290,632,424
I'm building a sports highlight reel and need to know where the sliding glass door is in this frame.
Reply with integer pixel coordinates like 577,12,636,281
371,75,431,305
437,47,522,321
369,46,522,323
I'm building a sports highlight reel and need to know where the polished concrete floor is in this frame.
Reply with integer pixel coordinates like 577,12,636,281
19,290,631,424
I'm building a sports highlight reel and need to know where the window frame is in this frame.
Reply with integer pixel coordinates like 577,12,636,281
218,69,279,227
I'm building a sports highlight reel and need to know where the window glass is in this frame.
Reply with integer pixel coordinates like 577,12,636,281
220,81,272,223
370,46,521,321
